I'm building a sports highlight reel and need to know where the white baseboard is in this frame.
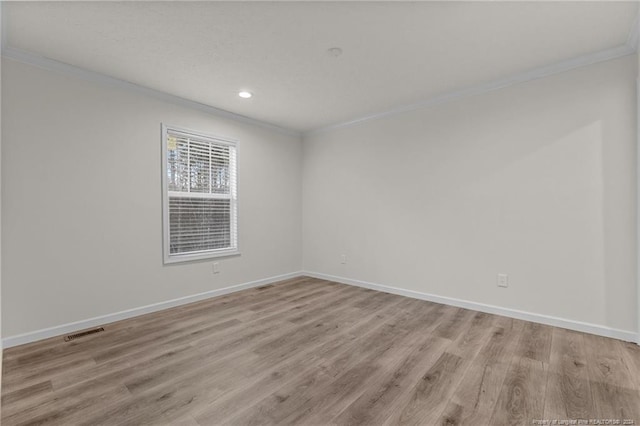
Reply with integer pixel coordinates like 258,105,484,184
5,270,636,348
304,271,639,344
2,271,304,349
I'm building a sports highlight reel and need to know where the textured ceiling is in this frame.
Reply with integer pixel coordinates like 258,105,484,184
4,1,638,132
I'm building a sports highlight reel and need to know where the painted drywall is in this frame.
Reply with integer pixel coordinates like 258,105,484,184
0,5,4,390
2,58,302,338
303,55,637,334
637,51,640,342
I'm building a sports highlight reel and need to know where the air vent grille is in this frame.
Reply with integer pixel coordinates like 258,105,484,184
257,285,273,291
64,327,105,342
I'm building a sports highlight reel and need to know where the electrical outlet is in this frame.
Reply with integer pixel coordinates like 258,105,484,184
497,273,508,288
212,262,220,274
340,254,347,264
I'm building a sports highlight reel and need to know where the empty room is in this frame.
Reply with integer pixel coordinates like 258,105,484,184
1,1,640,425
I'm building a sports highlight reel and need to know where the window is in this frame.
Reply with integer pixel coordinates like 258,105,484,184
162,124,238,263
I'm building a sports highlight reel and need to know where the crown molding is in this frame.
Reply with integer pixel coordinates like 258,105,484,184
1,0,637,139
1,45,301,138
3,44,635,141
305,42,636,137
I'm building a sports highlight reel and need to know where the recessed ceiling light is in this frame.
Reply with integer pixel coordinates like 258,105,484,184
238,91,253,99
327,47,343,57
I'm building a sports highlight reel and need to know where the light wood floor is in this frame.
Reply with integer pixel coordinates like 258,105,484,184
2,277,640,425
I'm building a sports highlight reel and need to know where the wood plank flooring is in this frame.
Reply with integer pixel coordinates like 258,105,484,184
2,276,640,425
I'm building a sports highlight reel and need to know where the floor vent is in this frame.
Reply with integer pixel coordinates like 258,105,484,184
64,327,105,342
257,285,273,291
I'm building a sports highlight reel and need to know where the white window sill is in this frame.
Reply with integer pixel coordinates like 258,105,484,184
164,249,241,264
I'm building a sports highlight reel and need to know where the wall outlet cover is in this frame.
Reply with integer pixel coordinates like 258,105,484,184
497,273,509,288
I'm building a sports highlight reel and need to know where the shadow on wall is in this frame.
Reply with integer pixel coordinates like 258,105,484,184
305,95,632,330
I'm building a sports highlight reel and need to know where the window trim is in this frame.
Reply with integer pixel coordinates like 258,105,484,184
161,124,240,264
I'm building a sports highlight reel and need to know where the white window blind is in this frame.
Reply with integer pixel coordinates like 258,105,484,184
162,125,238,263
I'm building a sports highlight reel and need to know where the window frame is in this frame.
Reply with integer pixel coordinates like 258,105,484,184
161,124,239,264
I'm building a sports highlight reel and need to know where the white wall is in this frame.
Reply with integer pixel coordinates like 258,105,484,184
637,51,640,342
303,55,638,335
0,4,4,389
2,53,638,342
2,58,302,338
